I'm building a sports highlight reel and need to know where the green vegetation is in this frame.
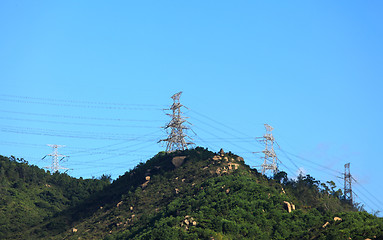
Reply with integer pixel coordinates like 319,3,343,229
1,148,382,239
0,155,111,239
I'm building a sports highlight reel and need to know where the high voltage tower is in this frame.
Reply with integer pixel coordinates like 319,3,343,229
256,124,280,175
343,163,356,204
42,144,69,173
159,91,194,152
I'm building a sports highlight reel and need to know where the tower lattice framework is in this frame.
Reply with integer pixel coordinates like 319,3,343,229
42,144,69,172
344,163,354,204
257,124,279,175
159,92,194,152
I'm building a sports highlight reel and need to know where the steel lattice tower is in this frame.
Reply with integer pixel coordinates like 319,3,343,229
344,163,354,204
42,144,69,173
257,124,279,175
159,92,194,152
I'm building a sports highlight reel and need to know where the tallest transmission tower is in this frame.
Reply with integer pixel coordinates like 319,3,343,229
159,92,194,152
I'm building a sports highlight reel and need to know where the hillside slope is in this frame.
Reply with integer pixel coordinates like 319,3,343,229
25,147,383,240
0,155,110,239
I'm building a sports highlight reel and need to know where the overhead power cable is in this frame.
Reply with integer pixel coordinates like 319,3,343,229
0,116,159,129
352,185,382,214
276,148,301,174
188,109,254,139
0,97,163,110
354,182,383,209
66,129,162,155
0,109,163,122
0,125,162,141
0,94,165,107
280,149,342,175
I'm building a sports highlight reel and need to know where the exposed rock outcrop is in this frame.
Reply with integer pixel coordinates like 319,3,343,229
283,201,295,213
172,156,186,168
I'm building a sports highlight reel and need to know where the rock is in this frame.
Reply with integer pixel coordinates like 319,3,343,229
283,201,292,213
130,206,133,211
322,222,330,228
226,188,230,194
334,217,342,222
172,156,186,168
175,188,180,194
117,201,123,207
192,221,197,226
291,203,295,211
184,219,190,225
228,163,239,170
141,181,149,188
212,155,221,161
145,176,151,181
72,228,78,233
223,157,228,162
219,149,225,156
236,156,244,162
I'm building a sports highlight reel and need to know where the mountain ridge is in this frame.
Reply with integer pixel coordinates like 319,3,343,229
1,148,383,239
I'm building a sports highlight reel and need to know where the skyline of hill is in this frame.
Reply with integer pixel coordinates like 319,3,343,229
1,148,382,239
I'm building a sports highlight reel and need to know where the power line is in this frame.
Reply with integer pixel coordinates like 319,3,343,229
0,116,160,129
0,94,165,107
188,109,254,138
280,150,342,175
0,109,164,122
0,125,162,141
354,181,383,210
192,124,255,154
0,97,163,110
277,148,301,174
66,129,162,155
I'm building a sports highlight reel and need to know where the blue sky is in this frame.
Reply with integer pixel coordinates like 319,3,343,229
1,1,382,215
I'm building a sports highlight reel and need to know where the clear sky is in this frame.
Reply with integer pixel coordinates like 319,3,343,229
1,1,382,215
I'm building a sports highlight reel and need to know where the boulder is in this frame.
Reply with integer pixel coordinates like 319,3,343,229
172,156,186,168
322,222,330,228
334,217,342,222
283,201,292,213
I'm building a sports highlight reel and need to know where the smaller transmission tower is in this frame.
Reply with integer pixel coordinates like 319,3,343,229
343,163,355,204
256,124,279,175
159,91,194,152
42,144,69,173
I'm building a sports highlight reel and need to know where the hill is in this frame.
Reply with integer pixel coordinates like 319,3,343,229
0,155,111,239
2,148,383,239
